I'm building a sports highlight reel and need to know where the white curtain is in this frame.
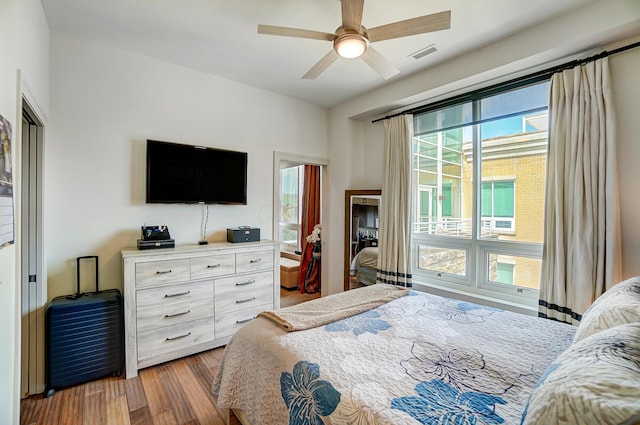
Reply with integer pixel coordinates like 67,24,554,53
539,57,622,324
377,115,413,287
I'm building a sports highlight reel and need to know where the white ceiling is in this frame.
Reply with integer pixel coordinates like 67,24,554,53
40,0,601,108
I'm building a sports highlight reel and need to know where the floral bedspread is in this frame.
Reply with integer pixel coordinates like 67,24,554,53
212,290,575,425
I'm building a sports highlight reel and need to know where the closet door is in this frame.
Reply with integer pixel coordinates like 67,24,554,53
20,104,46,397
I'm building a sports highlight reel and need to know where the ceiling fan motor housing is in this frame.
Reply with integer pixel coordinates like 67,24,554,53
333,27,369,58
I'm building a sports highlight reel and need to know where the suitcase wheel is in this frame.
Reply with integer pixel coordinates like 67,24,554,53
45,388,55,398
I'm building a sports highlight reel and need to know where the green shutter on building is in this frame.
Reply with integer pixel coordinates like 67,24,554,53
493,181,514,217
442,184,452,217
496,262,514,285
420,190,430,221
481,182,492,217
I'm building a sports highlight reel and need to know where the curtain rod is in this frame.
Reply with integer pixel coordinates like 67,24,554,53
372,40,640,124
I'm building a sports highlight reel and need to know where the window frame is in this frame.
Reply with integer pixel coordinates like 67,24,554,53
413,237,471,287
411,80,549,304
476,241,541,300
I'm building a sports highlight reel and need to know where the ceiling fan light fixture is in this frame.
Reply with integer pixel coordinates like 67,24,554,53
334,33,368,58
257,2,451,79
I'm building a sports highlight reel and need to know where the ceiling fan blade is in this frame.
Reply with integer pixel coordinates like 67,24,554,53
368,10,451,42
360,46,400,80
258,24,335,41
342,0,365,30
302,50,340,79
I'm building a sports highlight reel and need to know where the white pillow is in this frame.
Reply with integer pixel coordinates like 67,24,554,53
573,276,640,343
521,322,640,425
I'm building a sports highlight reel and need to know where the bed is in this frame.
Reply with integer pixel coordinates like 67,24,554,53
350,247,378,286
212,280,640,425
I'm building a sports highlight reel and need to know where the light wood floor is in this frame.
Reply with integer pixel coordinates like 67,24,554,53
279,286,321,307
21,347,231,425
20,288,320,425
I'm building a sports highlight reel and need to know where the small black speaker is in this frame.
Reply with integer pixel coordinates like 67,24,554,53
227,227,260,243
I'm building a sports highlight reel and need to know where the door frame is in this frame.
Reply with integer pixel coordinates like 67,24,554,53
272,152,329,294
19,75,47,398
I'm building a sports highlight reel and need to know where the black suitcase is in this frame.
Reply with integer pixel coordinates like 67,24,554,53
44,256,123,397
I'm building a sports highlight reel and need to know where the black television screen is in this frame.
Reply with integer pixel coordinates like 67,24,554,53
146,139,247,205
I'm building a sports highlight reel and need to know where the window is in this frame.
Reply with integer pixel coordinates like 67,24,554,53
481,180,515,233
279,165,303,252
412,79,550,302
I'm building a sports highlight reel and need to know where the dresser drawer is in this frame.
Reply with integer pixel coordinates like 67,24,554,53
136,298,214,333
137,280,213,310
137,318,214,362
135,259,190,288
190,254,235,280
236,249,274,273
215,303,272,339
215,271,274,315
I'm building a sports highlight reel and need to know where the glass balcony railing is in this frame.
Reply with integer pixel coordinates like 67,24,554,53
413,218,514,238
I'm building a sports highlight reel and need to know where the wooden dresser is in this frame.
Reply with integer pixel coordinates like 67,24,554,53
122,240,279,378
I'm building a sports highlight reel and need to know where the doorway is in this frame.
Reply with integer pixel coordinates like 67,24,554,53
273,152,328,303
20,99,45,397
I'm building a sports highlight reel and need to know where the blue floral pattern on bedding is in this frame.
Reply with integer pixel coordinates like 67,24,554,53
213,286,577,425
280,361,341,425
392,379,507,425
325,310,392,335
420,298,501,324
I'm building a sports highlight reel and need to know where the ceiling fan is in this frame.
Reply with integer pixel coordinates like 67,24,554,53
257,0,451,80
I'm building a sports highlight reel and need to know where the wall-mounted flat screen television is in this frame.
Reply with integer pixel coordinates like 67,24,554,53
146,139,247,205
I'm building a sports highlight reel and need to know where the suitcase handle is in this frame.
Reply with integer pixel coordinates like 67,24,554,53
77,256,99,294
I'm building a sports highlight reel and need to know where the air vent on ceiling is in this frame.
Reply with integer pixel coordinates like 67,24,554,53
411,45,438,60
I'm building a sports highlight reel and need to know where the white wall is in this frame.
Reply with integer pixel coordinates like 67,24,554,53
46,32,329,300
610,43,640,279
0,0,49,423
325,0,640,296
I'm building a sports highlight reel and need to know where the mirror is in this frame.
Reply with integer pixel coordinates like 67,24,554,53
344,189,382,290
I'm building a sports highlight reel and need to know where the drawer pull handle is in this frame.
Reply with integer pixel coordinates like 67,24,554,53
236,279,256,286
165,332,191,341
164,291,191,298
236,297,256,304
249,258,262,264
164,310,191,319
156,269,172,275
207,264,221,269
236,317,255,324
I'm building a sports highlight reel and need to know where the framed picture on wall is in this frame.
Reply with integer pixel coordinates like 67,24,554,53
0,113,14,249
